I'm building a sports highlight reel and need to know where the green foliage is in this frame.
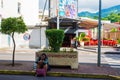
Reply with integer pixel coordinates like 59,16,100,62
69,48,74,52
1,17,27,34
104,12,120,23
93,16,98,19
101,17,109,20
46,29,64,52
110,28,117,32
1,17,27,66
76,32,90,42
117,39,120,44
80,32,86,37
42,47,51,52
78,32,86,41
82,37,89,42
93,12,120,22
62,48,67,52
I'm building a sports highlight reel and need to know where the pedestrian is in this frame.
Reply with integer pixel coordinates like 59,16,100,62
71,38,75,48
35,53,49,71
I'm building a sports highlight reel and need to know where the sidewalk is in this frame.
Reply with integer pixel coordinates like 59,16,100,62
0,48,120,79
0,60,119,76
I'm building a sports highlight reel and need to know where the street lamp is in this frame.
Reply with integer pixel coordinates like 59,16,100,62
97,0,102,67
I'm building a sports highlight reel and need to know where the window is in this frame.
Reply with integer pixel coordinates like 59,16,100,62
18,2,21,14
1,0,3,8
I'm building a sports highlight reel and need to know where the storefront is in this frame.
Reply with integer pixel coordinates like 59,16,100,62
48,17,79,47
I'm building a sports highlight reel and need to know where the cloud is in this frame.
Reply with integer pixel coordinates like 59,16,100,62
78,0,120,12
39,0,120,12
78,8,98,13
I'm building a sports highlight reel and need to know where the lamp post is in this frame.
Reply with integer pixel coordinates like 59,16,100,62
97,0,102,67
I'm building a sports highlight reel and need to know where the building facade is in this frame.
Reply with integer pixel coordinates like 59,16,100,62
0,0,47,48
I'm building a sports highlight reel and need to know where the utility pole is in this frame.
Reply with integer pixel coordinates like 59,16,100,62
0,14,1,29
97,0,102,67
57,0,59,29
46,0,51,48
48,0,50,17
75,0,79,48
0,8,2,30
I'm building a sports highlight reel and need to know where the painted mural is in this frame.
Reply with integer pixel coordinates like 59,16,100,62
59,0,77,19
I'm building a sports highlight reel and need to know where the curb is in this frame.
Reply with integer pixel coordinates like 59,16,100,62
0,70,35,75
0,70,120,80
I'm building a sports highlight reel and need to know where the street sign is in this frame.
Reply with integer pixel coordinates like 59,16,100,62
23,33,30,41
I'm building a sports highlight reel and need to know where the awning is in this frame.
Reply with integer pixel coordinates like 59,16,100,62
64,27,85,34
79,19,98,29
64,27,76,34
48,16,79,23
103,23,120,31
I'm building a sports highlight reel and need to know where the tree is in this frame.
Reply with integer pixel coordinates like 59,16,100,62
93,16,98,19
104,12,120,23
1,17,27,66
94,12,120,22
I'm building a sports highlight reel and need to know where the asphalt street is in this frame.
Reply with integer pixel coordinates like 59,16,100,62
0,47,120,69
78,47,120,69
0,48,37,61
0,75,106,80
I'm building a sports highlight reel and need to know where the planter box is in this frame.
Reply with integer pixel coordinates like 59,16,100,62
36,51,78,69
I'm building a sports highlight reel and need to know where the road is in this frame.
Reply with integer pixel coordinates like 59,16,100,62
0,75,106,80
78,47,120,69
0,48,38,61
0,47,120,69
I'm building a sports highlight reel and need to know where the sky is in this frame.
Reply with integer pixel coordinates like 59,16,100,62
39,0,120,13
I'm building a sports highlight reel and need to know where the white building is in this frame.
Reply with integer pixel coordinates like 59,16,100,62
1,0,39,25
0,0,47,48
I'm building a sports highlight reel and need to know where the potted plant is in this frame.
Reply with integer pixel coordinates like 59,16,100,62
78,32,86,46
112,39,120,51
116,39,120,47
76,32,90,47
35,29,78,69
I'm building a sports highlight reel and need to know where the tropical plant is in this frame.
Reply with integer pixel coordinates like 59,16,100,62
45,29,64,52
82,37,90,42
1,17,27,66
110,28,117,32
78,32,86,42
117,39,120,44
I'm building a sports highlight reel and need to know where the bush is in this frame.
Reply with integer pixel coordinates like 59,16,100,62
45,29,64,52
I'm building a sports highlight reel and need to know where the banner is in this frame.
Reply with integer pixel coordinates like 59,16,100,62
59,0,77,19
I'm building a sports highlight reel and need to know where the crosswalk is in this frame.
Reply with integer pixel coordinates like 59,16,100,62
78,48,120,69
102,54,120,69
